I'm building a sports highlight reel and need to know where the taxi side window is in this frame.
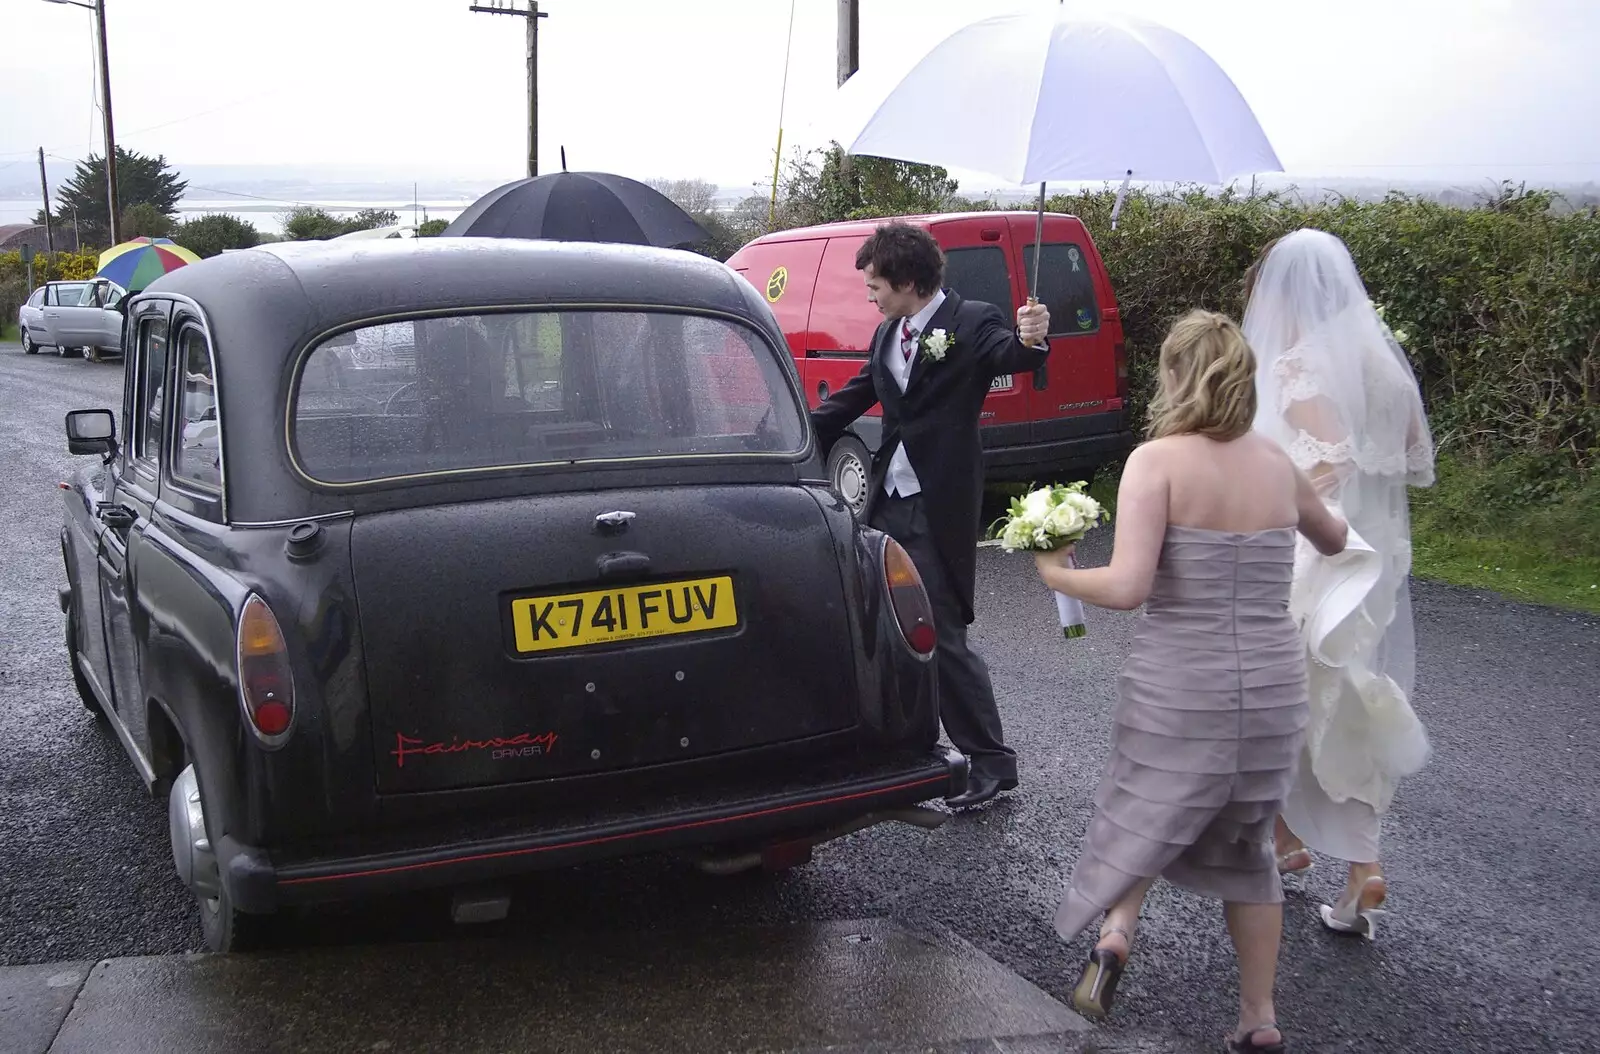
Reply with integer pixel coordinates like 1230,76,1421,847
171,326,221,492
135,318,170,466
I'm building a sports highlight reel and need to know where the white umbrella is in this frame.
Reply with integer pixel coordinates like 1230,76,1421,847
828,6,1282,297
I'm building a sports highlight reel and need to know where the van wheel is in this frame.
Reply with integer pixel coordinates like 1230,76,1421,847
22,330,37,354
169,763,274,953
827,437,871,517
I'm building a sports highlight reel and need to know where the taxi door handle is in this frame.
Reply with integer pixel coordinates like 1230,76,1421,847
97,503,136,530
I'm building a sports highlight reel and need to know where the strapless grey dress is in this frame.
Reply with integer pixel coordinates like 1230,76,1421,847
1056,526,1310,941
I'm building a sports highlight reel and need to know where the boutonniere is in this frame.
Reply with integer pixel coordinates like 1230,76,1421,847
920,328,952,362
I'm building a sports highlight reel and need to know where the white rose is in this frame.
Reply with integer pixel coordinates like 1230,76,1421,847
1019,487,1055,525
923,328,951,361
1060,491,1102,525
1044,502,1085,539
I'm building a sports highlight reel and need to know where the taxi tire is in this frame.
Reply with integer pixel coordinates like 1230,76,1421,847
182,759,275,954
826,436,871,518
63,599,103,717
22,330,37,354
199,878,275,954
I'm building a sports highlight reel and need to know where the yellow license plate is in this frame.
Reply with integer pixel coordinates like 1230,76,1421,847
510,576,738,654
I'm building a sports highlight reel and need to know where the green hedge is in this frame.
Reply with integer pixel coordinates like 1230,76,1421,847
1049,186,1598,480
0,249,103,333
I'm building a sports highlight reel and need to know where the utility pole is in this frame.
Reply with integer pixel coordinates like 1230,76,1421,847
836,0,859,185
42,0,118,243
837,0,858,86
38,148,55,252
94,0,119,244
469,1,549,178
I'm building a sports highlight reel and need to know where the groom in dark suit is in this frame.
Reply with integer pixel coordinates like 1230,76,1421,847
812,222,1051,808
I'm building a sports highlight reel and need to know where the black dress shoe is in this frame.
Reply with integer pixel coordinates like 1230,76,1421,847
944,776,1013,809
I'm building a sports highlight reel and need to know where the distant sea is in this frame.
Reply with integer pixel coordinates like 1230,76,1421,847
4,171,1595,240
0,183,757,237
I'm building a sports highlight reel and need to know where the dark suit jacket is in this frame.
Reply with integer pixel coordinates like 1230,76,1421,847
810,289,1051,624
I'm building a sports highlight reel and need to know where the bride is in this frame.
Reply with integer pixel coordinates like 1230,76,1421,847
1241,229,1437,940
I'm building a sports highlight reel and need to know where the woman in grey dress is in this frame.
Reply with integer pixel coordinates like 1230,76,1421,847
1035,310,1348,1053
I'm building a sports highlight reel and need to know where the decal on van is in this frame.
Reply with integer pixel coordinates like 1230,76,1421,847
765,266,789,303
1068,246,1083,272
1076,307,1094,330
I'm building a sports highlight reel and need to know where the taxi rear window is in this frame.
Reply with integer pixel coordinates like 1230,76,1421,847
291,310,807,485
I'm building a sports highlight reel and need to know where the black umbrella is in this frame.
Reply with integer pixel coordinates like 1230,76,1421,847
442,171,711,249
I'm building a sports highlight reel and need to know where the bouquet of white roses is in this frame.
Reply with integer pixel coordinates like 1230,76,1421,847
991,481,1106,638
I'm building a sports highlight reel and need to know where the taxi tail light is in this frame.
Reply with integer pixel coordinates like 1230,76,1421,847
236,594,295,745
883,538,937,656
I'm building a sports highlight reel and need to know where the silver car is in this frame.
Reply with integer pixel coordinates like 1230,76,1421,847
18,278,126,361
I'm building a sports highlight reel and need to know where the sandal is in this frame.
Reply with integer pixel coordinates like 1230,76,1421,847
1276,847,1313,877
1225,1024,1286,1052
1071,924,1130,1020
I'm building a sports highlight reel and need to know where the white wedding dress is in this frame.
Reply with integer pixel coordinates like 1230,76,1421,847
1244,230,1436,863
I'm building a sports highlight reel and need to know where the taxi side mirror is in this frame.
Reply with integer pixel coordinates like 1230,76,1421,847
66,408,118,462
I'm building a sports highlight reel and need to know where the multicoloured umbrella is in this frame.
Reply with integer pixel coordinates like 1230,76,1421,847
96,237,202,292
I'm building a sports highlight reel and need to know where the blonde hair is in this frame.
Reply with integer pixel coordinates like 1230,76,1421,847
1145,309,1258,441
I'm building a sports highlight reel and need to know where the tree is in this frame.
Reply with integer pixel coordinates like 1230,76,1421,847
121,203,173,240
739,145,963,239
281,207,347,241
346,208,399,231
281,206,402,241
171,214,260,258
417,218,450,237
647,178,719,216
50,147,187,247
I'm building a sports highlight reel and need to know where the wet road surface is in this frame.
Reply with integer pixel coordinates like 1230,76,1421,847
2,343,1596,1052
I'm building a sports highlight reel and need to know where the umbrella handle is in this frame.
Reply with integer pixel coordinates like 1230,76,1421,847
1030,181,1046,304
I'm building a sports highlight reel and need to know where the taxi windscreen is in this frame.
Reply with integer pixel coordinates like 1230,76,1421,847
291,310,807,484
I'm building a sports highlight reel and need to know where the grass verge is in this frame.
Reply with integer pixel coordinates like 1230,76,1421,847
1409,455,1599,613
986,454,1599,615
1,321,18,342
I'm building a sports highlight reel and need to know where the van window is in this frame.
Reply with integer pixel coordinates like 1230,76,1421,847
944,247,1014,319
293,310,807,485
1023,243,1101,336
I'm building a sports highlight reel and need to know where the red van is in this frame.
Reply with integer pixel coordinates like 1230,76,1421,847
725,211,1135,513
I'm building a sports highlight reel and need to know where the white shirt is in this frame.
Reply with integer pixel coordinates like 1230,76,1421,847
882,290,946,498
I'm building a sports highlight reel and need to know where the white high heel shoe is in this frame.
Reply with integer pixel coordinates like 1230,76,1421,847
1319,875,1387,940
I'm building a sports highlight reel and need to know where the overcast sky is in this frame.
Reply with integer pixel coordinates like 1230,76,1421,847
2,0,1597,192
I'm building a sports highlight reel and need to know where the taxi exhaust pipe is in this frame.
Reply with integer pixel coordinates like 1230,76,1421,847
691,806,948,875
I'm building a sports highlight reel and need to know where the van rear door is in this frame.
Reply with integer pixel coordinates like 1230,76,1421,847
933,220,1032,433
1010,217,1121,435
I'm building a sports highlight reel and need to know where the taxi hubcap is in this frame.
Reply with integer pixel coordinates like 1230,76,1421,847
835,453,867,512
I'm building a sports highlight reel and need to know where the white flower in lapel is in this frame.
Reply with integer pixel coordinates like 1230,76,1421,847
920,327,952,362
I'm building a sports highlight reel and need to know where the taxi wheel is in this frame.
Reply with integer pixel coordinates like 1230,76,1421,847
198,875,275,954
175,761,275,953
22,330,37,354
63,598,103,717
826,437,871,517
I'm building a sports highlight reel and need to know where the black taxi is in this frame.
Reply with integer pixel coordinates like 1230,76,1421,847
58,237,965,951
